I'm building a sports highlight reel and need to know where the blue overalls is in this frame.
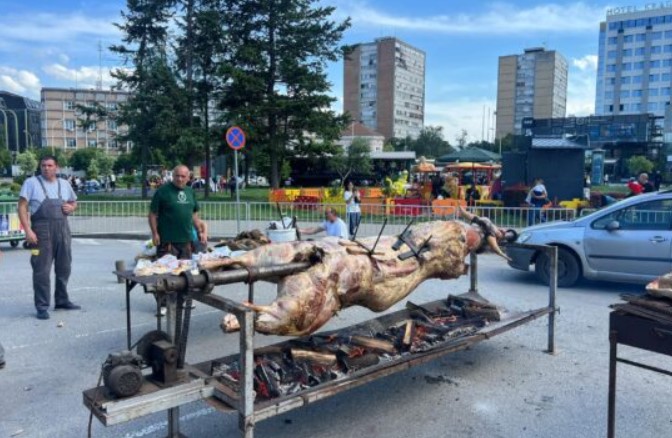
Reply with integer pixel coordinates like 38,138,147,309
31,177,73,311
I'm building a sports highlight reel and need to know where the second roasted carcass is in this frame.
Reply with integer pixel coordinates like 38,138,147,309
206,210,509,336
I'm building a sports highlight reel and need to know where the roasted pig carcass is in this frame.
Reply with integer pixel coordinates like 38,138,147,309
208,210,509,336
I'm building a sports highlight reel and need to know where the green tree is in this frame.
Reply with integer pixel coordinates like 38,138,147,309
455,129,469,149
0,147,11,171
87,159,100,180
412,126,454,158
111,0,177,198
113,152,136,174
97,154,115,178
34,148,68,168
221,0,351,188
70,149,103,173
16,150,38,176
627,155,654,176
329,137,372,185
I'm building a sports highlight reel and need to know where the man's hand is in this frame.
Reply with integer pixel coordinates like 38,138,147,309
25,229,38,244
62,203,76,215
199,230,208,244
152,232,161,247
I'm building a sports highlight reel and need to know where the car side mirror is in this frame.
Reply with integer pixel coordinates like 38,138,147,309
605,220,620,232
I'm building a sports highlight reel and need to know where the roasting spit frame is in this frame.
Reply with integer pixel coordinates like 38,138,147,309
83,244,558,438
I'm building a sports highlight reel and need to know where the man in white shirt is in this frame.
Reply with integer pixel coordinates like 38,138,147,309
300,207,348,239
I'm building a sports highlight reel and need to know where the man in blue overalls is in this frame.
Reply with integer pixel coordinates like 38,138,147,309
18,156,80,320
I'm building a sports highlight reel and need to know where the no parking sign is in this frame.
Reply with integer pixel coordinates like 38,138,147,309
225,126,246,150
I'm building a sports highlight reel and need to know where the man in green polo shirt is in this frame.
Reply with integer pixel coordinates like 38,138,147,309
149,165,207,260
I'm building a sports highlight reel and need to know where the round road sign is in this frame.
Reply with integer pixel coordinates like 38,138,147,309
225,126,246,150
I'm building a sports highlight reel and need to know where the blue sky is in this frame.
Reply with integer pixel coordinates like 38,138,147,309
0,0,611,143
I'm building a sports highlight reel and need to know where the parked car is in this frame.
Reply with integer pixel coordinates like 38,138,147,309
506,191,672,287
82,180,102,194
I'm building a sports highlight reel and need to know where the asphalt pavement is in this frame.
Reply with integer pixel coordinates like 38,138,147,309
0,238,670,438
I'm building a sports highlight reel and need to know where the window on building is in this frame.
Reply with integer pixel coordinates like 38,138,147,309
63,101,74,110
632,103,642,111
621,76,631,84
608,36,618,44
106,103,117,111
663,73,672,82
666,30,672,39
650,60,661,68
624,35,634,43
622,62,633,71
650,74,661,82
609,77,616,85
662,87,672,96
652,31,663,40
66,138,76,149
86,123,96,132
607,50,617,59
635,47,646,56
64,119,76,131
634,61,645,69
636,33,647,41
607,64,617,72
107,120,117,131
620,90,630,98
605,91,614,99
633,75,643,83
87,140,97,148
622,49,632,57
649,88,659,96
664,59,672,67
632,89,643,97
648,102,658,111
109,141,118,149
651,45,662,54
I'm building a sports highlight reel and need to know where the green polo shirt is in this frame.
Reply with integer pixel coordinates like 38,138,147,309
150,183,199,243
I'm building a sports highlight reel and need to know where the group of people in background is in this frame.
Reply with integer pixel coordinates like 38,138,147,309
627,171,659,197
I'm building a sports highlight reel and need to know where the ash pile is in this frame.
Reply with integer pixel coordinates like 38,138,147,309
213,294,503,401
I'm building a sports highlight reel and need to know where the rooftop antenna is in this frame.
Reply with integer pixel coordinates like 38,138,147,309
96,41,103,90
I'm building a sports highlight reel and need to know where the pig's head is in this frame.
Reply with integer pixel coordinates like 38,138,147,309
459,206,512,261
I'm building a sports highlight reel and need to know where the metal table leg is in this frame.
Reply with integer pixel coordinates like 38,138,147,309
239,308,255,438
164,293,183,438
125,280,132,350
547,246,557,354
608,329,618,438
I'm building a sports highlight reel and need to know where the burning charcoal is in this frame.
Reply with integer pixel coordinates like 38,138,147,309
290,349,337,366
350,335,397,354
402,320,416,349
342,353,380,371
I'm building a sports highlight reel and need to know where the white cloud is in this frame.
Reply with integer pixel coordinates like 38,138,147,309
573,55,598,71
425,99,497,145
0,67,41,97
42,64,128,90
0,13,120,44
567,55,597,116
330,1,604,35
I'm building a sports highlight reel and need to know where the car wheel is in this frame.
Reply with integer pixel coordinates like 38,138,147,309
534,247,580,287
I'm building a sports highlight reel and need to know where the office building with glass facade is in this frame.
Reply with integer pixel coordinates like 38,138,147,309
595,6,672,118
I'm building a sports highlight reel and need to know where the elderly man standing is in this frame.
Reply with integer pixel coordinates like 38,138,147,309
149,165,207,260
18,155,80,320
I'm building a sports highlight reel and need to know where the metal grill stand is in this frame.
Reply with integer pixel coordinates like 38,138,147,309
85,245,559,438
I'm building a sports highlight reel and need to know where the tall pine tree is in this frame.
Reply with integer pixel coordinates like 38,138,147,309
220,0,351,188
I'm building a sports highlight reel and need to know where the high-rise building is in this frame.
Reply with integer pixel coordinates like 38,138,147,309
595,5,672,119
41,87,131,154
343,37,425,141
496,48,568,138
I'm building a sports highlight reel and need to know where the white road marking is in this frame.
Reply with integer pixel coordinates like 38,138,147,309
75,239,103,245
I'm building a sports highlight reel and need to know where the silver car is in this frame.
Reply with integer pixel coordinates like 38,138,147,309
506,191,672,287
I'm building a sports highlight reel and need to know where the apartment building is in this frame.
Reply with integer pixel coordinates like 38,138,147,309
343,37,425,141
496,47,568,138
41,87,131,154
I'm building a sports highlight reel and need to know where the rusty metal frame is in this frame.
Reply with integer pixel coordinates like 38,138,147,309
92,244,558,437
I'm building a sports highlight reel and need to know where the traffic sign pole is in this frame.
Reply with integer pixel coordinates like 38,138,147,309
234,150,240,234
225,126,246,235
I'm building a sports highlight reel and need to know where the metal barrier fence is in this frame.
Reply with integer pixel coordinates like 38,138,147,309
0,201,578,239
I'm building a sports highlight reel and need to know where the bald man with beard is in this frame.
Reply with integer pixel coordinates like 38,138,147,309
149,165,207,260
